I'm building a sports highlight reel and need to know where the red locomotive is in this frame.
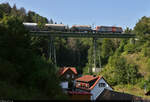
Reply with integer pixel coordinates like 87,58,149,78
95,26,123,33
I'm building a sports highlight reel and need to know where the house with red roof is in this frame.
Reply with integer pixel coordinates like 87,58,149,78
75,75,113,100
58,67,78,91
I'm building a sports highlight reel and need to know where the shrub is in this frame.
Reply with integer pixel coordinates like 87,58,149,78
124,44,136,54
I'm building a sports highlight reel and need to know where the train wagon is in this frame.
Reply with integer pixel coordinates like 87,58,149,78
45,24,67,31
23,22,39,31
70,25,92,32
95,26,123,33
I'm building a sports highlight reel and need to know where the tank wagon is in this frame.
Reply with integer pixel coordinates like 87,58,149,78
23,22,39,31
70,25,92,32
23,22,68,31
45,24,67,31
95,26,123,33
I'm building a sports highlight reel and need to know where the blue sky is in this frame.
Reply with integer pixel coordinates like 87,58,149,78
1,0,150,29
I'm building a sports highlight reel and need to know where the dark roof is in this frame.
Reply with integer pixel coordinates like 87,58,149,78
145,91,150,96
97,89,142,100
58,67,77,76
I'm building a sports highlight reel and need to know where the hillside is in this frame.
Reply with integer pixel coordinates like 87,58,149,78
123,53,150,80
98,51,150,99
115,53,150,99
97,16,150,100
0,3,68,99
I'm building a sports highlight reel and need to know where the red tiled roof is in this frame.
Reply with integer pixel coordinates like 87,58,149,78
59,67,77,76
76,75,113,90
68,91,92,95
75,75,99,82
89,76,101,90
76,75,102,90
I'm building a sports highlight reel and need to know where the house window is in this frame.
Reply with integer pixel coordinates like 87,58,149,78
66,74,70,78
99,83,106,87
72,74,74,78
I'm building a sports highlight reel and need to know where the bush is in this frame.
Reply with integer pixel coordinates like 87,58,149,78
138,77,150,91
141,47,150,57
124,44,136,54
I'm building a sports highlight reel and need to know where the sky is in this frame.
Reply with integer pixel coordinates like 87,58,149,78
0,0,150,29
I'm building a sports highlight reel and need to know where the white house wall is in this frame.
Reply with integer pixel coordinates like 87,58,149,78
60,81,68,89
90,78,112,100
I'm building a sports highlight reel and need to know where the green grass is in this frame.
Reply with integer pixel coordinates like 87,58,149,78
114,84,150,100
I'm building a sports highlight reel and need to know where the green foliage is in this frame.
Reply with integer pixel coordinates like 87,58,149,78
101,39,115,58
26,10,48,23
141,47,150,57
83,63,93,75
134,16,150,41
100,38,116,65
124,27,132,34
114,27,133,55
138,78,147,89
126,64,139,84
37,21,45,30
124,43,136,54
0,3,11,18
147,59,150,72
101,55,140,86
0,16,66,99
0,3,49,23
115,39,128,55
138,77,150,91
141,41,150,57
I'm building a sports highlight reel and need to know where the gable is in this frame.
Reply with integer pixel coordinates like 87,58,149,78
101,77,113,90
59,67,77,76
97,78,113,90
75,76,113,92
90,78,113,100
63,69,76,76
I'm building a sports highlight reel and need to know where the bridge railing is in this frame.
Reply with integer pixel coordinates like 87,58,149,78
29,31,136,38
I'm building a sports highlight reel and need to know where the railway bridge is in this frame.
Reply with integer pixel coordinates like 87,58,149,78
30,31,136,73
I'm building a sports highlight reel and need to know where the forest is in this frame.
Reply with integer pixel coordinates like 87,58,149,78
1,2,150,99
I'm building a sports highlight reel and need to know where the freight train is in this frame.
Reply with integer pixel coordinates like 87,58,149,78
23,22,123,33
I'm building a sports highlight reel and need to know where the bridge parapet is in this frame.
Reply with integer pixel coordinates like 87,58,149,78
30,31,136,38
